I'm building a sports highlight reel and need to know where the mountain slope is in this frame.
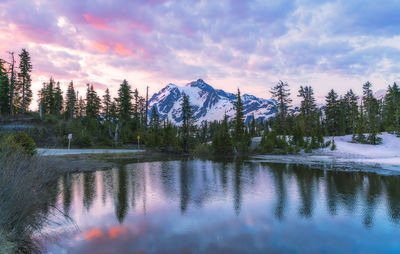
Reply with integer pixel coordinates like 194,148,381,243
148,79,276,124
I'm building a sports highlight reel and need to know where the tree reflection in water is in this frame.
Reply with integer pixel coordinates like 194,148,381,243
44,159,400,253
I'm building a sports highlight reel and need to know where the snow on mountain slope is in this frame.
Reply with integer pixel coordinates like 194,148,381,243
148,79,276,124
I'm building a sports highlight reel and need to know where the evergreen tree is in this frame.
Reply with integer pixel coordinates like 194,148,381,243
85,84,101,119
38,77,55,115
270,80,292,134
180,93,193,153
298,86,317,136
65,81,77,119
78,96,85,119
324,89,340,136
249,114,256,137
102,88,112,120
0,60,10,115
233,89,245,151
17,49,32,114
54,82,63,117
149,106,160,130
116,80,133,121
147,106,161,148
212,113,233,154
362,81,380,144
383,82,400,134
343,89,359,135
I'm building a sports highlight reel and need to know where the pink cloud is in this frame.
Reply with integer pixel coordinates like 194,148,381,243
83,13,110,30
115,43,131,55
93,41,110,52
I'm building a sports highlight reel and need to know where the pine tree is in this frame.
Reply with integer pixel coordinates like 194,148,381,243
180,93,193,153
54,82,63,117
270,80,292,134
0,59,10,115
298,86,317,136
249,114,256,137
383,82,400,134
149,106,160,130
233,89,245,150
116,80,133,121
65,81,77,119
38,77,55,116
17,49,32,114
212,113,233,154
78,96,85,119
102,88,112,121
147,106,161,148
324,89,339,136
343,89,358,136
362,81,380,144
85,84,101,119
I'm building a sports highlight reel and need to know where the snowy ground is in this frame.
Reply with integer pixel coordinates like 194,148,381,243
253,132,400,173
37,148,145,156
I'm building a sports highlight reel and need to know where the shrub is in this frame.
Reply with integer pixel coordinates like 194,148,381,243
73,133,93,148
193,143,212,156
0,132,37,156
330,139,336,151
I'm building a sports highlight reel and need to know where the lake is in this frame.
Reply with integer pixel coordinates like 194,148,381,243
42,159,400,253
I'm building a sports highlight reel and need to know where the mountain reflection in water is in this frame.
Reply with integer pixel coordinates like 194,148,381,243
45,159,400,253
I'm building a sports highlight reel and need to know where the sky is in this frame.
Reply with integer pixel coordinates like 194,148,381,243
0,0,399,109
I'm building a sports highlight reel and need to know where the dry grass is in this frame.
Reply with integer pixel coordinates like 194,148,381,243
0,152,66,253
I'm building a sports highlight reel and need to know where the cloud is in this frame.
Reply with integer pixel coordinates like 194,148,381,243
0,0,398,107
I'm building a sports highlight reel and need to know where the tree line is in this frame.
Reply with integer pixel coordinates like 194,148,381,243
0,49,32,115
1,49,399,154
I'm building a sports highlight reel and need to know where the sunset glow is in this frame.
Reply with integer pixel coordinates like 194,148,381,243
0,0,399,109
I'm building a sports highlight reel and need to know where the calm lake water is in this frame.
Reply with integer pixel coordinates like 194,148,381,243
42,159,400,253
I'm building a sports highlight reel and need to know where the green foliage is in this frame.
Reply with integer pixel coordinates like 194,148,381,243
65,81,77,119
0,60,10,115
192,143,212,156
270,80,292,134
73,131,93,148
212,114,233,154
330,139,336,151
85,84,101,119
0,132,37,156
180,93,193,153
17,49,32,114
116,79,133,121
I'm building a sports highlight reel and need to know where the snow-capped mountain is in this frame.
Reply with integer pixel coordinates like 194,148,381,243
148,79,276,124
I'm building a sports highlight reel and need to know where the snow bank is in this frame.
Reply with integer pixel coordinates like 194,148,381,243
253,132,400,173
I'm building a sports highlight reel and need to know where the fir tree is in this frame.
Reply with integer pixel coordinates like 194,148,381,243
343,89,358,136
298,86,317,136
38,77,55,116
17,49,32,114
147,106,161,148
65,81,77,119
362,81,380,144
249,114,256,137
0,59,10,115
270,80,292,134
383,82,400,134
85,84,101,119
180,93,193,153
212,113,233,154
102,88,112,121
54,82,63,117
149,106,160,130
233,89,245,151
116,80,133,121
324,89,339,136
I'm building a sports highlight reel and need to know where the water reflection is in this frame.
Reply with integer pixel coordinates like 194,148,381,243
46,160,400,253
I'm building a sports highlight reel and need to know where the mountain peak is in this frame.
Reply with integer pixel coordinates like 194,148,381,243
149,79,276,125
